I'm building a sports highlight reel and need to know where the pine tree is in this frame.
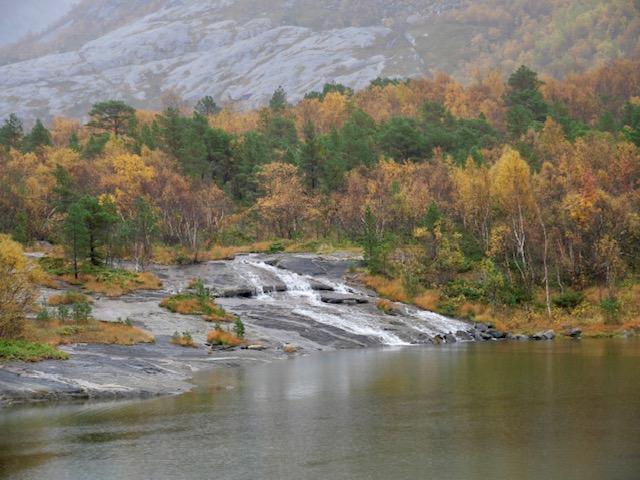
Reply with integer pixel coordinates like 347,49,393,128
299,120,322,191
87,100,136,137
22,119,52,152
269,86,288,112
63,203,90,279
0,113,24,150
194,96,220,116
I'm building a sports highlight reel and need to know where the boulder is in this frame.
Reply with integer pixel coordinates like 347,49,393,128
506,333,528,341
455,330,473,341
474,323,489,332
444,333,457,343
532,330,555,341
247,344,267,351
565,327,582,338
308,279,335,291
487,329,507,339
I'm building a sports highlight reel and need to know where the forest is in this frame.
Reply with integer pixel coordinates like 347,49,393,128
1,58,640,338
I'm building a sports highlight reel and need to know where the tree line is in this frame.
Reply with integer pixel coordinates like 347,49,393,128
1,62,639,318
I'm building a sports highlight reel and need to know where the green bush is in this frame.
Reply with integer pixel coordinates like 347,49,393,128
601,297,621,325
437,301,458,317
72,301,92,322
442,279,485,301
233,318,245,338
552,290,585,310
56,305,70,322
268,241,285,253
0,340,68,362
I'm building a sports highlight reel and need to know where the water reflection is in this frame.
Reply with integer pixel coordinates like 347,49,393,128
1,340,640,480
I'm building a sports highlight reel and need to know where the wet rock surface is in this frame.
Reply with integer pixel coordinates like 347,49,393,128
2,253,542,408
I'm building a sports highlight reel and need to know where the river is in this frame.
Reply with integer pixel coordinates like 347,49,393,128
2,339,639,480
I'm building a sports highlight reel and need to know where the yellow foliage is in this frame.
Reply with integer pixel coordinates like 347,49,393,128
0,235,42,338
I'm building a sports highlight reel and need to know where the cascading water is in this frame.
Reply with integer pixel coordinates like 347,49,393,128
228,256,473,346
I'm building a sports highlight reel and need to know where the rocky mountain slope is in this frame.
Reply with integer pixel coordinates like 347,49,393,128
0,0,637,122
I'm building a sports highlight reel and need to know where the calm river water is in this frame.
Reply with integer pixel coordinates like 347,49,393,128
1,339,639,480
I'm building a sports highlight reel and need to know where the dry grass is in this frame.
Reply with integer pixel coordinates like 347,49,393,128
206,242,273,261
37,274,63,289
360,270,640,338
47,291,90,306
413,290,441,311
376,299,395,315
23,319,155,346
207,329,243,346
79,271,162,297
170,332,196,348
360,274,409,303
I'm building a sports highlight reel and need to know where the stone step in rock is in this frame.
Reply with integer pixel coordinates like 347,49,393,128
320,293,369,305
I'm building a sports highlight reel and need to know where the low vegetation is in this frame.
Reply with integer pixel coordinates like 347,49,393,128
30,295,154,346
170,331,195,347
39,257,162,297
207,329,243,347
47,291,90,306
0,340,69,362
160,279,237,323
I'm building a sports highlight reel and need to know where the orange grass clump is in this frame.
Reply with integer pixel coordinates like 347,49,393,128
206,330,243,346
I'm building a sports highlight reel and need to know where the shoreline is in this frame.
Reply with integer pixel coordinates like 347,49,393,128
2,252,632,409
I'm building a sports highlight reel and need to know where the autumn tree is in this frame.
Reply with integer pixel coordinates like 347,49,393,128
490,147,535,283
0,235,40,338
256,162,316,239
123,197,157,271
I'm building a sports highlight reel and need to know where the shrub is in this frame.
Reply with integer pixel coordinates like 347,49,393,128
268,241,285,253
552,290,585,310
442,279,485,301
72,301,92,323
233,318,245,338
601,297,621,325
0,340,68,362
437,301,458,317
56,305,71,322
36,305,52,323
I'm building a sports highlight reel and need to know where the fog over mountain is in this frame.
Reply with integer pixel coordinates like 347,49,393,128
0,0,79,46
0,0,637,121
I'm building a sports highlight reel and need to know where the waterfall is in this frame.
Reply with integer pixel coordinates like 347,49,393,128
229,256,474,346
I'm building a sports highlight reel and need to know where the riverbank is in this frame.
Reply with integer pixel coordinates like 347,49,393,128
0,253,471,407
359,273,640,339
2,252,628,408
